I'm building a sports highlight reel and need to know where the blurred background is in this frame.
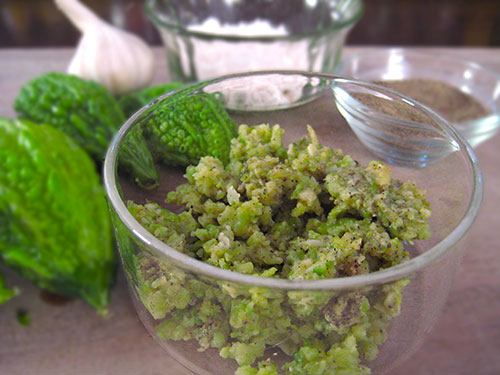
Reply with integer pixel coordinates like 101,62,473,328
1,0,500,47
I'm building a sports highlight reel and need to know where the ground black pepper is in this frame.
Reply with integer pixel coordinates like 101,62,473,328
351,92,443,141
374,79,490,123
348,81,466,158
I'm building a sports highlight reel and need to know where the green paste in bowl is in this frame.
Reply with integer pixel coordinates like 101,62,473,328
127,124,431,375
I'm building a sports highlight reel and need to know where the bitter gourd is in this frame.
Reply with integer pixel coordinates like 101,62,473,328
0,272,16,304
0,117,116,313
119,81,184,117
141,91,238,166
14,72,158,187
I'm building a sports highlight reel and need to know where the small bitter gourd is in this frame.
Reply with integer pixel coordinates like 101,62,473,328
0,272,16,304
0,117,116,313
141,91,238,166
14,72,158,187
119,81,184,117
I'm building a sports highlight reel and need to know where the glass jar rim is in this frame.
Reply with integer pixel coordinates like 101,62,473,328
144,0,364,42
103,70,483,291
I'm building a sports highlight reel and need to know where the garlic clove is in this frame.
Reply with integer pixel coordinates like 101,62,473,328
56,0,155,96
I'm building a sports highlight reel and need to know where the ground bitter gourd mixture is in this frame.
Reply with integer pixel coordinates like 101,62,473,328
127,124,431,374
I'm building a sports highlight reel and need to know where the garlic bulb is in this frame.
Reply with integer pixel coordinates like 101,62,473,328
55,0,154,95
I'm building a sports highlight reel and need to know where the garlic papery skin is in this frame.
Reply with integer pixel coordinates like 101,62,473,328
55,0,155,96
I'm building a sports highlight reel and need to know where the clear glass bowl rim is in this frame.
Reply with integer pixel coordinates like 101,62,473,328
144,0,364,42
103,70,483,291
336,47,500,120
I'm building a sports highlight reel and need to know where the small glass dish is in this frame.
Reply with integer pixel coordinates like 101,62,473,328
104,72,482,375
332,78,460,167
145,0,363,82
335,48,500,147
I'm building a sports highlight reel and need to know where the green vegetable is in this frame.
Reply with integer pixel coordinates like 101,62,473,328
0,272,16,304
14,72,158,187
142,91,238,166
0,118,116,313
16,309,30,326
119,81,185,117
120,124,160,189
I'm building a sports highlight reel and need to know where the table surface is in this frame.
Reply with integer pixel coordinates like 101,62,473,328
0,47,499,375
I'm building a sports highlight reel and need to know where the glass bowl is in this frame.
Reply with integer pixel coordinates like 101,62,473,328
104,71,483,375
145,0,363,82
335,48,500,147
